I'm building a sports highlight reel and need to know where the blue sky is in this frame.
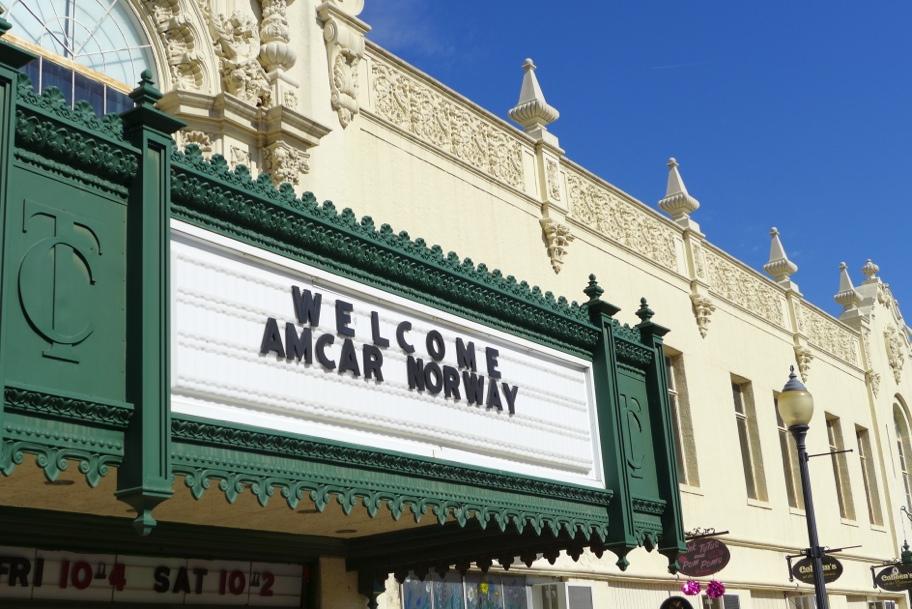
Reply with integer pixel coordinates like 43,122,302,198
361,1,911,319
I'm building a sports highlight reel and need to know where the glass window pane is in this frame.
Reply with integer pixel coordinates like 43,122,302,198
22,58,40,91
74,71,104,114
433,573,467,609
502,575,528,609
403,579,432,609
732,384,745,414
106,88,133,115
42,60,73,105
737,417,756,499
465,574,502,609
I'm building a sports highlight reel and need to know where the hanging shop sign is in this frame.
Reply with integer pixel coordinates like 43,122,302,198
874,564,912,592
0,546,304,605
791,556,843,585
170,228,603,487
677,538,731,577
660,597,694,609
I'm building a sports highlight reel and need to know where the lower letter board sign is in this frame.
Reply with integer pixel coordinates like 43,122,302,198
875,564,912,591
678,538,731,577
0,546,305,605
791,555,843,584
660,597,694,609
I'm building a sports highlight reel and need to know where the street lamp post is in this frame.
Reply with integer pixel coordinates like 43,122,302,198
778,366,830,609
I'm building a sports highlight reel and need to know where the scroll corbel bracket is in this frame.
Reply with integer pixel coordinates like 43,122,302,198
317,3,370,128
539,216,574,274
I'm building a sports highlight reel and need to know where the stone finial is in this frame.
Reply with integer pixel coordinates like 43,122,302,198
834,262,861,312
763,227,799,289
862,258,880,283
508,58,559,134
657,157,700,224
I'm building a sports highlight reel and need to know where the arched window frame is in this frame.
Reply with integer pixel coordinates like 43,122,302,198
893,397,912,510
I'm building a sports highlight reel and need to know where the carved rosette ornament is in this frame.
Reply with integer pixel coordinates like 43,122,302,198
689,293,715,338
179,130,213,157
317,2,369,128
885,325,906,384
263,141,309,186
539,217,574,274
794,345,813,382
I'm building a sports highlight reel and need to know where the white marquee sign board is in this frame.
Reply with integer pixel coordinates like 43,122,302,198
171,223,604,487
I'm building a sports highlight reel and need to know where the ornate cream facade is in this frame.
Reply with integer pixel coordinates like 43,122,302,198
6,1,912,608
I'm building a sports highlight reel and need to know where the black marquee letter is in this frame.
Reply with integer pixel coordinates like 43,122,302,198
456,338,476,371
335,300,355,337
370,311,390,348
407,356,425,390
486,380,503,411
443,365,461,400
260,318,285,359
338,338,361,377
425,330,445,361
485,347,501,379
363,344,384,381
315,334,336,370
292,287,322,325
501,384,518,415
462,372,485,406
397,321,415,354
423,362,443,395
285,324,313,363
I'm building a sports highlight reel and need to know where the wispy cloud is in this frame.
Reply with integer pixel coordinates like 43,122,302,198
363,0,456,59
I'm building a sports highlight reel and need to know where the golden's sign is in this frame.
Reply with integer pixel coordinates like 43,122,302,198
791,555,843,585
875,564,912,592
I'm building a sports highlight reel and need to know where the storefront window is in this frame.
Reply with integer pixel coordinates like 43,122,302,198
403,574,530,609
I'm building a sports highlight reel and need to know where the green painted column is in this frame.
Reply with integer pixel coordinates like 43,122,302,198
582,275,637,568
635,298,687,572
0,19,37,469
115,71,185,535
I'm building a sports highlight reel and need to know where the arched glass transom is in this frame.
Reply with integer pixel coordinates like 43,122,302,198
7,0,153,86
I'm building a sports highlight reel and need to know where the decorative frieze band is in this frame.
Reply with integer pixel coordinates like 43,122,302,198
565,170,681,272
704,248,786,328
797,303,860,366
368,54,526,190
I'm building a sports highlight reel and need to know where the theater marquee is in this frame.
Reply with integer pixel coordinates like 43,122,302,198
171,225,604,487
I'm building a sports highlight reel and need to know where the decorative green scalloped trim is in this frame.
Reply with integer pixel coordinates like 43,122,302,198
171,417,612,544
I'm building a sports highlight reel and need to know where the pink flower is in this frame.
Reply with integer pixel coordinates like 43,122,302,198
706,580,726,599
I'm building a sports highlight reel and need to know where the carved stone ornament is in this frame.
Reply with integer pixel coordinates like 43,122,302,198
318,2,369,127
229,145,250,167
885,325,906,384
145,0,206,90
179,129,213,157
690,293,715,338
259,0,296,73
866,369,881,398
546,159,561,201
794,345,813,382
539,217,574,274
211,10,271,106
263,141,309,186
370,58,525,189
566,171,680,272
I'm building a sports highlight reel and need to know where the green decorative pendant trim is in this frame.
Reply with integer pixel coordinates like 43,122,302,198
4,384,133,429
172,416,612,506
1,415,123,487
171,435,612,545
615,338,654,366
170,146,601,358
631,497,667,515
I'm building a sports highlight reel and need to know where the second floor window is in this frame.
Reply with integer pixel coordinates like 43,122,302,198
775,395,804,510
856,425,883,525
666,353,699,487
826,414,855,521
732,378,767,501
895,404,912,510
